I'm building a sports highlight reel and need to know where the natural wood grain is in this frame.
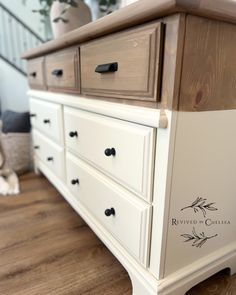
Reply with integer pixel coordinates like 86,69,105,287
27,13,185,109
177,0,236,25
179,15,236,111
46,47,80,93
0,173,235,294
159,13,185,110
81,21,163,101
0,173,132,295
27,57,46,90
186,268,236,295
21,0,236,60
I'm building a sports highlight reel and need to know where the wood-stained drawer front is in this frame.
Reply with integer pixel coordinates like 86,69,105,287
64,108,155,202
66,153,151,265
30,98,64,144
33,130,65,181
27,57,45,89
81,22,163,101
46,47,79,92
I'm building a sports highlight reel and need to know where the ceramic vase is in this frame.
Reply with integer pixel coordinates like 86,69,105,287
50,0,92,38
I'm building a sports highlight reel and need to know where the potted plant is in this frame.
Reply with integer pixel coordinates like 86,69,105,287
24,0,120,40
50,0,92,38
98,0,118,15
23,0,92,39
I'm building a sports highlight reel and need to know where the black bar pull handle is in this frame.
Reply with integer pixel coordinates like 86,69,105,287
95,62,118,74
52,69,63,77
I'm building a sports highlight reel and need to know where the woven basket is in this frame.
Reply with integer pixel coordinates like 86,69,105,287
0,133,33,175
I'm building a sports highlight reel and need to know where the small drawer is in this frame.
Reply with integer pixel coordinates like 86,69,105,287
45,47,79,92
81,21,163,101
33,130,65,181
66,153,151,265
64,107,155,202
27,57,45,89
29,98,64,144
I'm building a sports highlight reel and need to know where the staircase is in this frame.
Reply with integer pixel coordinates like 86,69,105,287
0,2,44,76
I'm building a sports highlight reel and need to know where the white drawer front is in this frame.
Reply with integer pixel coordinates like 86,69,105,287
30,98,64,144
33,129,65,181
66,152,151,265
64,108,155,201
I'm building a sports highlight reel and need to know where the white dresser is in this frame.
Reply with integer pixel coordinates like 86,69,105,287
23,1,236,294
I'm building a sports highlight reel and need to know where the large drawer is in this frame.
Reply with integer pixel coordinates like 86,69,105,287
64,107,155,202
66,152,151,265
45,47,80,92
32,130,65,181
81,22,163,101
27,57,45,89
29,98,64,144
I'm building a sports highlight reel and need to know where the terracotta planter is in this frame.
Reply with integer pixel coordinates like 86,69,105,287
50,0,92,39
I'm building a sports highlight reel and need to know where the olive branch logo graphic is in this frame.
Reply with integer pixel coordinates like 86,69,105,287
181,227,218,248
181,197,218,218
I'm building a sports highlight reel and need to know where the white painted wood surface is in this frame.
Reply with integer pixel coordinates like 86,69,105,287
165,110,236,277
64,107,155,201
30,91,236,295
30,98,64,144
35,158,159,295
66,152,151,265
149,110,178,279
28,90,162,128
32,129,65,181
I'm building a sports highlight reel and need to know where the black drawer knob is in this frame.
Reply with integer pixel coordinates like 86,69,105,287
52,69,63,77
43,119,50,124
71,179,79,185
69,131,78,138
30,113,37,118
104,148,116,157
105,208,115,217
29,72,37,78
47,157,53,162
34,145,40,149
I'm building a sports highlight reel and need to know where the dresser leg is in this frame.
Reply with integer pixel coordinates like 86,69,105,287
129,272,157,295
33,158,41,175
129,274,187,295
229,263,236,276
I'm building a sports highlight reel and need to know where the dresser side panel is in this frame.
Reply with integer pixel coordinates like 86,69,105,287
179,15,236,112
164,110,236,276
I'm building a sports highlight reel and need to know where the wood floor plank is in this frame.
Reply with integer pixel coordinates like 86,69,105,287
0,173,235,295
0,174,132,295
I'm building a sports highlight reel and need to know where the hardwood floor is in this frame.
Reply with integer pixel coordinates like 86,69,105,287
0,173,235,295
0,173,131,295
186,269,236,295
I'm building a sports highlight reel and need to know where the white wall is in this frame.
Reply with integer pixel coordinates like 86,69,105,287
0,0,45,113
0,60,29,113
1,0,46,40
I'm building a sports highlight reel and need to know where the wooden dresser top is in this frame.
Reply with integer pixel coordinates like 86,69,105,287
22,0,236,59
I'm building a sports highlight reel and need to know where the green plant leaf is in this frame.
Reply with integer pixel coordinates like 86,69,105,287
109,0,117,5
99,0,108,5
69,0,78,7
